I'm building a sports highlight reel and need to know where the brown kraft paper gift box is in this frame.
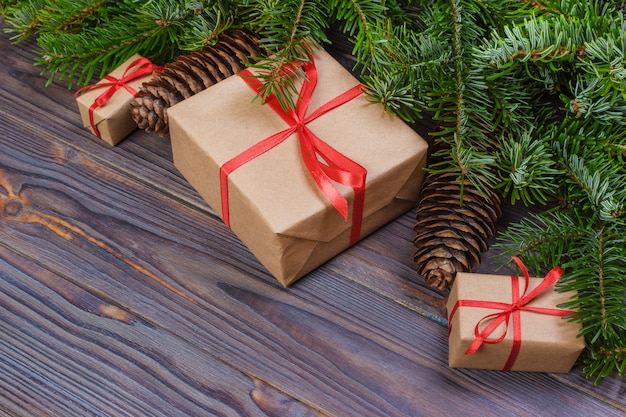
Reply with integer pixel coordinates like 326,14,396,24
447,266,586,373
76,54,158,145
167,48,429,286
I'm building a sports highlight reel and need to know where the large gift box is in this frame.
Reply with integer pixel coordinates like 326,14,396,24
447,258,585,372
76,54,161,145
167,48,429,286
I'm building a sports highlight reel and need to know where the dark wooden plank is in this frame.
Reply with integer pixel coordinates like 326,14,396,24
325,199,532,323
0,247,279,417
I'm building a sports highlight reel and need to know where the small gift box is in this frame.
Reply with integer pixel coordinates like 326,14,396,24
168,48,429,286
75,54,161,145
447,258,585,372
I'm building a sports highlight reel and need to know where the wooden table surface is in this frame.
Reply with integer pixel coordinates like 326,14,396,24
1,24,624,417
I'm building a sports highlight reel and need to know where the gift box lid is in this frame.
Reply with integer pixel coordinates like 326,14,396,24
168,48,428,244
447,269,586,372
76,53,150,122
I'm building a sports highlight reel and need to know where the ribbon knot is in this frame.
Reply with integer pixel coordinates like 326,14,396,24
111,77,130,91
219,54,367,244
448,256,576,371
75,57,163,139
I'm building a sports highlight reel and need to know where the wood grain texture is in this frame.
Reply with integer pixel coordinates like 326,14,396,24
0,248,268,417
1,24,624,417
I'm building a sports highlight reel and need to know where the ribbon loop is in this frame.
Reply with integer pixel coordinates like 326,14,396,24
219,54,367,245
448,257,576,371
75,57,163,139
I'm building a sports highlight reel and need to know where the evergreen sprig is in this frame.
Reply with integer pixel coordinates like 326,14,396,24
2,0,238,87
242,0,391,111
2,0,46,42
239,0,331,110
495,130,561,206
359,1,548,203
485,1,626,382
0,0,19,13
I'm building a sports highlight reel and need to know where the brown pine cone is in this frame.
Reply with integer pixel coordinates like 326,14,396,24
413,142,503,290
130,29,263,136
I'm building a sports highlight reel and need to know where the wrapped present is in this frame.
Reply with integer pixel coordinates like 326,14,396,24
75,54,162,145
167,48,429,286
447,257,585,372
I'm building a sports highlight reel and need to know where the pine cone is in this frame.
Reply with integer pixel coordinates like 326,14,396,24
130,29,263,136
413,142,503,290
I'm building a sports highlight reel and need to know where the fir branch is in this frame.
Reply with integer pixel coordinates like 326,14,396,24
2,0,46,42
244,0,388,111
33,0,231,87
550,119,626,224
584,343,626,383
36,0,108,34
177,0,238,50
360,22,451,121
565,79,626,123
544,115,626,166
476,1,625,100
0,0,19,12
420,0,508,199
557,225,626,383
449,0,469,141
580,26,626,97
242,0,330,110
559,153,624,220
495,130,561,205
328,0,386,61
35,17,162,87
493,209,591,273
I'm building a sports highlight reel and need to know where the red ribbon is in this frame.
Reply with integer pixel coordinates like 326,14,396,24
219,56,367,245
75,58,163,139
448,257,576,371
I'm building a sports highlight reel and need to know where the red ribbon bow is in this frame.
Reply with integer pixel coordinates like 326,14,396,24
75,57,162,139
219,55,367,244
448,257,576,371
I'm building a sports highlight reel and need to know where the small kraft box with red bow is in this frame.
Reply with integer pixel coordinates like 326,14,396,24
447,258,586,373
167,47,429,286
75,54,161,145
